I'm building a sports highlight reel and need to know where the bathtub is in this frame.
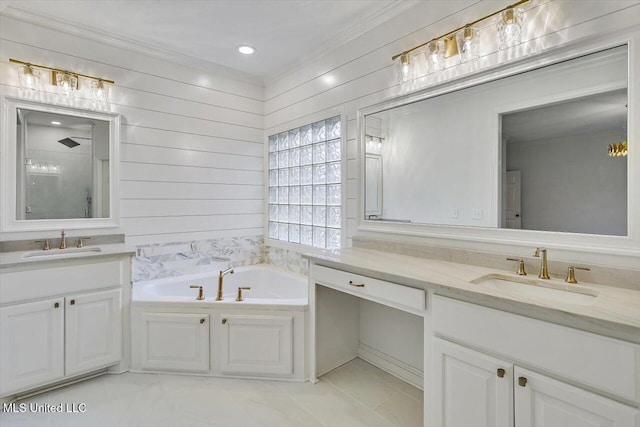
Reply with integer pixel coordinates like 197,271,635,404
133,264,308,309
130,264,308,380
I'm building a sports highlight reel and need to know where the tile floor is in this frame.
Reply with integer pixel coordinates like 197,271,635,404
0,358,423,427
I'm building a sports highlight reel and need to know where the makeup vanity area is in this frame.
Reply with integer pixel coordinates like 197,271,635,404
307,29,640,427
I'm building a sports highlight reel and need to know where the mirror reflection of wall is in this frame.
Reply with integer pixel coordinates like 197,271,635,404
16,109,110,220
502,90,628,236
363,45,628,236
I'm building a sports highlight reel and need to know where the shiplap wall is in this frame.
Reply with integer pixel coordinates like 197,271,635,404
0,14,265,246
264,0,640,247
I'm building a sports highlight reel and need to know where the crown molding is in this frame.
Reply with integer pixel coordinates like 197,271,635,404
0,5,265,88
263,1,419,85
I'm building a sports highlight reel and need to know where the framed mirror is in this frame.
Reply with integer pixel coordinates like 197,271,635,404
358,41,637,257
1,98,120,232
362,45,627,234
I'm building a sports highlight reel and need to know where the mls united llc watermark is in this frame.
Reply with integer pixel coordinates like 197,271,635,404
3,402,87,413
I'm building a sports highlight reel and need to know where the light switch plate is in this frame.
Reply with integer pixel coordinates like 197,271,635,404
471,208,482,220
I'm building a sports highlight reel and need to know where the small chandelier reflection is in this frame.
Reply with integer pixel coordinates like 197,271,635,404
425,40,446,73
608,141,628,157
497,7,524,50
18,64,41,94
397,53,413,84
456,26,480,62
365,135,384,154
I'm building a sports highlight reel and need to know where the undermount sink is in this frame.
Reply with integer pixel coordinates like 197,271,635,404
21,247,102,260
470,274,598,305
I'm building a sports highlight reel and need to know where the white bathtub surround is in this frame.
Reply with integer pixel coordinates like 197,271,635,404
0,358,421,427
132,235,264,282
131,265,307,381
352,236,640,292
266,245,309,275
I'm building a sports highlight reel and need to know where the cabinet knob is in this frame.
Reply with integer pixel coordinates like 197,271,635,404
518,376,528,387
200,318,205,324
222,318,227,324
54,302,59,308
497,368,505,378
348,280,365,287
70,299,75,305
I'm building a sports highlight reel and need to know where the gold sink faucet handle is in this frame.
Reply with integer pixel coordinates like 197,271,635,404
189,285,204,300
35,239,50,250
76,237,91,248
236,287,251,302
565,266,591,284
506,258,526,275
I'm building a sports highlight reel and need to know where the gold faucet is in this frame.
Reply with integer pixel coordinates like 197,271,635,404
189,285,205,300
35,239,50,250
506,258,526,275
565,266,591,284
59,229,67,249
216,268,234,301
533,247,550,279
235,287,251,302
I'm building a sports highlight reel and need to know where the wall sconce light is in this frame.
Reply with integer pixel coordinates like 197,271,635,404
365,135,384,153
497,7,524,50
10,58,114,106
397,53,413,84
391,0,530,82
426,40,446,73
456,25,481,63
17,64,41,94
608,141,628,157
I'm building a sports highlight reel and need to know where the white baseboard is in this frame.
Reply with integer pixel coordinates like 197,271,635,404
358,343,423,390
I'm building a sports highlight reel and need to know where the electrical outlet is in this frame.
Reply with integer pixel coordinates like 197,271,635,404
449,208,459,219
471,208,482,220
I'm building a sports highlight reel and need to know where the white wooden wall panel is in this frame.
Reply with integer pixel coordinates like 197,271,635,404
1,13,265,244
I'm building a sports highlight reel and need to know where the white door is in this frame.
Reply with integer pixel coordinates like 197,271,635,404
219,314,292,376
0,298,64,396
432,338,513,427
65,289,122,376
514,367,639,427
504,170,522,229
140,312,209,373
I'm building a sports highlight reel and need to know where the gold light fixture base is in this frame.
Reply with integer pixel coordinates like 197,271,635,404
608,141,628,157
444,36,459,58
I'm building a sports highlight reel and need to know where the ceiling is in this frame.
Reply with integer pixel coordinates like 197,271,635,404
2,0,415,80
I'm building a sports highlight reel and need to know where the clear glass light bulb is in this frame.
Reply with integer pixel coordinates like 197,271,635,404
425,40,446,73
397,54,413,83
498,8,524,50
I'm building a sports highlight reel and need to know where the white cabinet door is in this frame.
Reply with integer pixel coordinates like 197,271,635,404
515,367,639,427
140,312,209,373
0,298,64,396
433,338,513,427
220,314,292,376
65,289,122,376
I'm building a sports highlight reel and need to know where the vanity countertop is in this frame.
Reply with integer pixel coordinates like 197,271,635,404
305,248,640,344
0,243,135,269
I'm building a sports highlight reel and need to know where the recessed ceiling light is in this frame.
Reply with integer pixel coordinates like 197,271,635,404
237,45,256,55
51,121,61,125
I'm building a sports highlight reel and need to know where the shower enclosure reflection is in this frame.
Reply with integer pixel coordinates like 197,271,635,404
16,108,110,220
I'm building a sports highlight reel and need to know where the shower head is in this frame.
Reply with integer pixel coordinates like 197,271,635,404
58,137,80,148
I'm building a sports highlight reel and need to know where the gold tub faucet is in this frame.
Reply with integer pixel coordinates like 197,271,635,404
216,267,234,301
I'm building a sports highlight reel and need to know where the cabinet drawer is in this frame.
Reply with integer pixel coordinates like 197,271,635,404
433,295,640,403
312,265,425,315
1,259,124,304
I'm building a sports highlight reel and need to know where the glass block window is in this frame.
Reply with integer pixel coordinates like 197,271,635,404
268,116,342,249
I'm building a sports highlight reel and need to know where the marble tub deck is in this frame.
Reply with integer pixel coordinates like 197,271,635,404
0,358,423,427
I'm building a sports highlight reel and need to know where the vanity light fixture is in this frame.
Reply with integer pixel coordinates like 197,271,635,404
9,59,114,105
365,135,384,153
608,141,628,157
391,0,529,81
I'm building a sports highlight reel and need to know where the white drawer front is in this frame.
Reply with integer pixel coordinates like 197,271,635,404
433,295,640,403
312,265,425,315
1,259,124,304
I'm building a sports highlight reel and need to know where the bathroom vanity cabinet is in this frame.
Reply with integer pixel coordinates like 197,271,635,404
0,251,132,398
432,296,639,427
306,251,640,427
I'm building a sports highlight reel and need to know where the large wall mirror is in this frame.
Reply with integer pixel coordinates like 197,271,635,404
361,45,629,240
1,98,120,232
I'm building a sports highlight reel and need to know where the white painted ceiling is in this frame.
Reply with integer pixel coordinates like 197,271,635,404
2,0,413,80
